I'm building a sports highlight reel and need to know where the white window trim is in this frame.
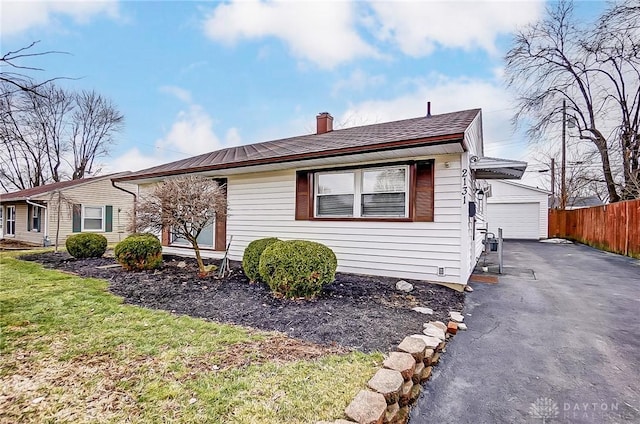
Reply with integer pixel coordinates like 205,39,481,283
81,205,105,232
314,165,410,218
6,205,16,236
315,170,356,218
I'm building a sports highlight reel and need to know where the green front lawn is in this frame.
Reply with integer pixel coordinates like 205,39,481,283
0,254,381,423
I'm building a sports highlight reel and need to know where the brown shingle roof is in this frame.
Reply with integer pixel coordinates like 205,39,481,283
0,172,130,202
116,108,481,182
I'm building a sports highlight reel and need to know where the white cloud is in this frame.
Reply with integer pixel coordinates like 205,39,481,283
1,0,120,37
159,85,193,104
107,87,242,174
367,0,543,56
203,0,378,68
340,74,524,159
332,69,386,96
156,104,238,157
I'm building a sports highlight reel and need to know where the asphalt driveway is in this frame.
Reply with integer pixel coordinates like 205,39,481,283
410,240,640,423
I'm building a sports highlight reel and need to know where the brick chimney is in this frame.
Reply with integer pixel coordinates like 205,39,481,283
316,112,333,134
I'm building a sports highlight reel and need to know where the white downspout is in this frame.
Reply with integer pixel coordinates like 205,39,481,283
26,198,48,246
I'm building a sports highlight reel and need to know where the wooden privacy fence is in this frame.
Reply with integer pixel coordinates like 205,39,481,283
548,199,640,258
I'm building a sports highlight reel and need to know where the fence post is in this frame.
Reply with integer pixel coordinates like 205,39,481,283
625,201,630,256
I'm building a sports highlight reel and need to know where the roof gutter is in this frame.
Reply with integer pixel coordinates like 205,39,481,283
111,181,138,232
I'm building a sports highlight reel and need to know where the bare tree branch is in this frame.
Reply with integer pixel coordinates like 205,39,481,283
134,176,227,275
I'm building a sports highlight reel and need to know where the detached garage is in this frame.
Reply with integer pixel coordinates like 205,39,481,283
484,180,550,240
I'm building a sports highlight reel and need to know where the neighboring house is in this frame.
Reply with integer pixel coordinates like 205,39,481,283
484,180,550,240
0,173,135,246
114,108,526,290
549,195,604,210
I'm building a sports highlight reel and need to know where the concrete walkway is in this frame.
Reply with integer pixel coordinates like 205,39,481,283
410,241,640,423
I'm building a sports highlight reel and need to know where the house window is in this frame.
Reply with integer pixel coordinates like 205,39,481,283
316,172,355,217
82,206,104,231
171,221,215,248
296,161,434,222
314,166,409,218
361,167,407,217
6,206,16,235
29,206,42,232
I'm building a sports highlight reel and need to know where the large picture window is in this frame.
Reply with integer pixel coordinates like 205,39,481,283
296,161,434,222
82,206,104,231
314,166,409,218
171,221,215,248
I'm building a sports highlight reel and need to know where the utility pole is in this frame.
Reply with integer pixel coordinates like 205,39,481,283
551,157,556,206
561,99,567,209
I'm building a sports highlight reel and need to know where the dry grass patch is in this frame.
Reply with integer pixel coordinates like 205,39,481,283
0,254,381,423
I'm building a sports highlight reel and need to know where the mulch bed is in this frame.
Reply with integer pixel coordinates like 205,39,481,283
19,252,464,353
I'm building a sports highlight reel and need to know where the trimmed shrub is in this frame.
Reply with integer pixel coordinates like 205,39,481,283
65,233,107,259
258,240,337,299
242,237,280,282
114,233,163,271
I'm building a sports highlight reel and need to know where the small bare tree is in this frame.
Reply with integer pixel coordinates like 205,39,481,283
134,176,227,276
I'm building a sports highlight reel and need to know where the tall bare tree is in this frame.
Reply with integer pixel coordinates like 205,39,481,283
0,83,123,191
1,41,65,97
71,90,123,179
133,176,227,276
505,0,640,202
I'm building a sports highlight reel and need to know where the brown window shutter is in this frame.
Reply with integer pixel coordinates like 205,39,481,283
414,161,435,222
214,178,228,251
161,227,170,246
295,171,313,220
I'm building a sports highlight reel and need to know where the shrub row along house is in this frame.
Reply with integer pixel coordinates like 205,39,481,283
114,107,526,290
0,173,135,247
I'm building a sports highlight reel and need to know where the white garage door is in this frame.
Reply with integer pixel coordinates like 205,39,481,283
486,202,540,239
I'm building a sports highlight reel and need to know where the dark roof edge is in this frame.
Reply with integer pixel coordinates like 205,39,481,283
114,133,466,182
0,171,131,202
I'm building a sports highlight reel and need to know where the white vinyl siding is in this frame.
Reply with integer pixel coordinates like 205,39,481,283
214,155,464,285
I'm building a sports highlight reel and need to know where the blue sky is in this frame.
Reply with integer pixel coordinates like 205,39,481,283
1,0,606,186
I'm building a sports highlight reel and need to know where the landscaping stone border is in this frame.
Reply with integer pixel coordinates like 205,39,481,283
317,311,466,424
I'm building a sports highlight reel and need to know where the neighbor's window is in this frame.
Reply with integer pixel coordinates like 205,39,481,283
314,166,408,218
82,206,104,231
6,206,16,235
30,206,42,232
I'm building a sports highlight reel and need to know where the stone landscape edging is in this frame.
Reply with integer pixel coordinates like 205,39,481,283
317,311,465,424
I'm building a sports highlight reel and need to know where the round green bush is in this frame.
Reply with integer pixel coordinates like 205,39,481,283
114,234,163,271
65,233,107,258
242,237,280,282
258,240,337,299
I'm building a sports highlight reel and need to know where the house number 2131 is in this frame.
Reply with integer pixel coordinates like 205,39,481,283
461,169,468,203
